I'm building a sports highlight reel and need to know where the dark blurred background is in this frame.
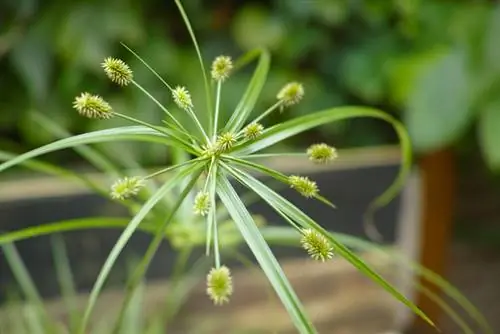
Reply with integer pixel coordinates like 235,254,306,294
2,0,500,332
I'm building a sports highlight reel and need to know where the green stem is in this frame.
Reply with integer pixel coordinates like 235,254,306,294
213,81,222,141
174,0,213,136
210,163,220,267
112,112,197,155
251,101,283,125
238,153,306,159
143,157,206,180
131,80,187,133
187,107,210,144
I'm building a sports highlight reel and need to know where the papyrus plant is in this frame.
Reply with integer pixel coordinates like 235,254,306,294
0,1,458,333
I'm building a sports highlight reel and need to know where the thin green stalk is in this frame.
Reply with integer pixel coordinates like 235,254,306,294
2,244,51,331
121,43,173,91
205,157,216,255
238,153,306,159
51,235,78,333
186,107,210,144
112,112,196,154
174,0,213,133
210,163,220,267
144,156,207,180
213,81,222,141
131,79,187,133
250,101,282,125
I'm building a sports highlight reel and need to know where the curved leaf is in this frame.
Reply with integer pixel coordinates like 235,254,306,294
0,126,170,174
261,226,492,334
217,176,317,334
224,165,435,329
224,48,271,133
77,161,204,334
232,106,412,235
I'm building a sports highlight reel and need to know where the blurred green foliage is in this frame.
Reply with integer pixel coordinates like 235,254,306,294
2,0,500,170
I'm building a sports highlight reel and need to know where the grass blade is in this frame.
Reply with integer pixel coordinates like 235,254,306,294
112,167,204,333
261,226,489,334
224,165,435,329
224,48,270,133
217,176,317,334
0,149,106,195
50,234,78,332
77,161,204,334
0,126,172,174
232,106,412,239
33,112,121,177
223,155,335,208
2,243,50,331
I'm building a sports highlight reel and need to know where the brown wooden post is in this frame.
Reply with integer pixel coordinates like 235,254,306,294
409,148,456,333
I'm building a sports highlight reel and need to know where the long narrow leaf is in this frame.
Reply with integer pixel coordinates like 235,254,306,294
50,235,78,332
232,106,412,237
223,155,335,208
2,243,50,331
224,165,435,329
224,48,270,133
32,112,121,177
112,168,203,333
0,150,106,195
77,161,204,334
0,126,172,174
216,176,317,334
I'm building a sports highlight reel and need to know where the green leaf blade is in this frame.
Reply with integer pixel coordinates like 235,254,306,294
232,106,411,223
0,126,170,174
217,176,317,334
77,161,204,334
225,166,435,329
224,48,270,133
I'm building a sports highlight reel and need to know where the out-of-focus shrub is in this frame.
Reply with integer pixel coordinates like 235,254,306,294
2,0,500,170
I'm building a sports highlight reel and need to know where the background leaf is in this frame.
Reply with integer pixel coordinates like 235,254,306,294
478,99,500,171
404,49,473,152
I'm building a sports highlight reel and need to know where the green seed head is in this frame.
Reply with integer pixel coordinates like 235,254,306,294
243,123,264,140
193,191,210,216
215,132,237,153
307,143,338,164
110,176,144,200
206,266,233,305
211,55,233,82
172,86,193,111
101,57,133,86
73,93,113,119
277,82,304,108
288,175,318,198
300,228,334,262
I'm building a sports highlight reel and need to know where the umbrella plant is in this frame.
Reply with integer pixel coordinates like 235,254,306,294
2,1,490,333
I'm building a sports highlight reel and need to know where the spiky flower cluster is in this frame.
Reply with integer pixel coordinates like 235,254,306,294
73,93,113,119
288,175,318,198
307,143,338,164
277,82,304,108
101,57,133,86
300,228,334,262
211,56,233,82
110,176,144,200
243,123,264,140
193,191,210,216
172,86,193,111
215,132,237,153
206,266,233,305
